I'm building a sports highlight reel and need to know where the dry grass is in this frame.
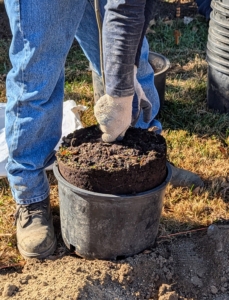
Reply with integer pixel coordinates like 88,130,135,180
0,179,19,266
0,86,6,103
64,80,97,127
1,15,229,266
159,53,229,233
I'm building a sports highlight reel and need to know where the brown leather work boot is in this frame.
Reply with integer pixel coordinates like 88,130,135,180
15,197,56,259
169,163,204,188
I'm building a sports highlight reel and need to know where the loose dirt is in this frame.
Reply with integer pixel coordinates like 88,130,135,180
56,126,167,194
1,224,229,300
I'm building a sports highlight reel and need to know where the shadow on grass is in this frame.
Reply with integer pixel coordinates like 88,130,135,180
158,84,229,142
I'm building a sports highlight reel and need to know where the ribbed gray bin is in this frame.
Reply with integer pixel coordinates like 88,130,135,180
53,162,172,260
206,0,229,112
209,19,229,37
214,0,229,9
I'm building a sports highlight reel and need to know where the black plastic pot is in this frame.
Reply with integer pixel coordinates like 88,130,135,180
207,65,229,112
148,51,170,109
53,162,172,260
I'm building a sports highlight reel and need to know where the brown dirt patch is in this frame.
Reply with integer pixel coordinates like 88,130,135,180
1,225,229,299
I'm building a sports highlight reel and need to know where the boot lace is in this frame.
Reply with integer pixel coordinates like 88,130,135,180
14,201,48,225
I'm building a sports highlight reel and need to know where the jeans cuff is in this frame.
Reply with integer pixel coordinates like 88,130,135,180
15,189,50,205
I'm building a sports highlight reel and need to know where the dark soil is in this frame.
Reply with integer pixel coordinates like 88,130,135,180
56,126,167,194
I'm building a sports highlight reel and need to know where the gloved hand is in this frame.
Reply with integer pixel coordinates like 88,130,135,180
131,66,152,126
94,94,133,142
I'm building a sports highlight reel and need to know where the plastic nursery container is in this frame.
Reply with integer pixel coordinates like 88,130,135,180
148,51,170,108
53,162,172,260
207,65,229,112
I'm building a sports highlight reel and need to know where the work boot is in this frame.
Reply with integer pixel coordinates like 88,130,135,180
169,163,204,188
15,197,57,259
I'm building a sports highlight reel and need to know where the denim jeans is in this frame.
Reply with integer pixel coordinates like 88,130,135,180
5,0,161,204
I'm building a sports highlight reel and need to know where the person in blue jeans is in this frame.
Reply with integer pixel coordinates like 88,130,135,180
196,0,212,20
5,0,203,259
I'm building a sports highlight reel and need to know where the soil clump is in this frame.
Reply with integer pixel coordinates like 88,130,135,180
56,126,167,194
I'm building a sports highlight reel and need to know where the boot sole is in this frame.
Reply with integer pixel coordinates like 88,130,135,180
17,237,57,259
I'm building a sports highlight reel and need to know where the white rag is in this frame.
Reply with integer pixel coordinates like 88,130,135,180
0,100,86,177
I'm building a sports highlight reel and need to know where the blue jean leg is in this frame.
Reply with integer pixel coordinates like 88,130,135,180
76,1,161,131
5,0,87,204
133,38,162,133
75,0,106,76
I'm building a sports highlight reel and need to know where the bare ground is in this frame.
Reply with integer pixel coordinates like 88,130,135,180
1,224,229,300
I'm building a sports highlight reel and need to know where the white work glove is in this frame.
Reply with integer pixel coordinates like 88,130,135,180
131,66,152,126
94,94,133,142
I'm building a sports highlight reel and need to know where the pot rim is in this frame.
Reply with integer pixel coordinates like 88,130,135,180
148,51,170,77
53,161,172,199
